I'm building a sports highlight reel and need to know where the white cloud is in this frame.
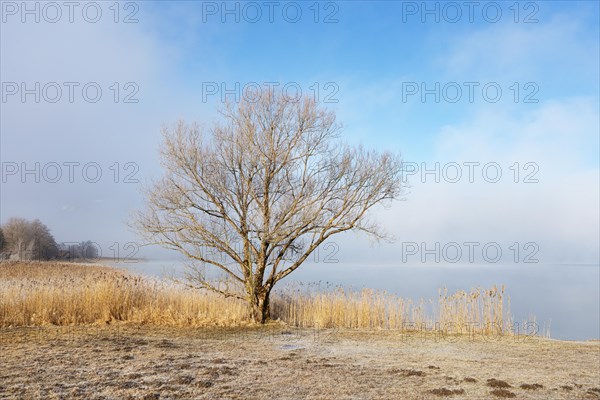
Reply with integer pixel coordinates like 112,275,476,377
370,98,600,265
436,13,599,84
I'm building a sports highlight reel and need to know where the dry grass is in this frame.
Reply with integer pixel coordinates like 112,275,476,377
1,261,529,337
275,283,517,335
0,262,248,327
1,325,598,400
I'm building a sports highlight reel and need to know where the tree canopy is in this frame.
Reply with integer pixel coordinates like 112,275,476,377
135,90,403,322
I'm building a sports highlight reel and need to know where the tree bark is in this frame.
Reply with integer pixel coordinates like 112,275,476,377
249,287,271,324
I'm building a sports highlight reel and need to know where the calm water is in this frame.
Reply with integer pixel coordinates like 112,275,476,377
110,260,600,341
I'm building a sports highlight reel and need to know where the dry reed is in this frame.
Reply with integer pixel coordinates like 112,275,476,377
273,283,515,335
0,262,529,336
0,262,247,327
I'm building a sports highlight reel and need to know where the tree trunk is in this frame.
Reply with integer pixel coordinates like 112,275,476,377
249,288,271,324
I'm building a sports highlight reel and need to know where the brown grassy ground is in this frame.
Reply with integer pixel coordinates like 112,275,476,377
0,325,598,400
1,262,594,399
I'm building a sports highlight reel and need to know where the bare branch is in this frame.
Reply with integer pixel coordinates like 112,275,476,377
133,88,404,323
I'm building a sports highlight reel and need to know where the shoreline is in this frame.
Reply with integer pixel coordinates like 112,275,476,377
1,261,597,341
1,323,598,345
1,262,599,399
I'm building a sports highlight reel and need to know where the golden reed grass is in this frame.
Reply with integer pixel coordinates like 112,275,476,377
0,262,530,336
274,284,516,335
0,262,248,327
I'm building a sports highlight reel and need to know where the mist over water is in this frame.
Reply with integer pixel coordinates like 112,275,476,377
112,260,600,341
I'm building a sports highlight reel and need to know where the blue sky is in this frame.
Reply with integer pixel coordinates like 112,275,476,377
1,1,599,265
140,1,599,160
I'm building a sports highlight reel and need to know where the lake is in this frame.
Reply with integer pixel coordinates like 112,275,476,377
108,260,600,341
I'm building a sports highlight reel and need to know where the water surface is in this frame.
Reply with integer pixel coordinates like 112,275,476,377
109,260,600,341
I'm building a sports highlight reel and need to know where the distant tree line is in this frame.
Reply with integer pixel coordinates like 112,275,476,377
57,241,99,260
0,217,98,261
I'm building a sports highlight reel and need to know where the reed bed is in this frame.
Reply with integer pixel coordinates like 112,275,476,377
0,262,525,336
273,283,515,335
0,262,248,327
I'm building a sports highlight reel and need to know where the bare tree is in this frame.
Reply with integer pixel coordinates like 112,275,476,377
57,240,99,261
2,218,31,260
0,227,5,256
2,218,57,261
135,90,403,323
